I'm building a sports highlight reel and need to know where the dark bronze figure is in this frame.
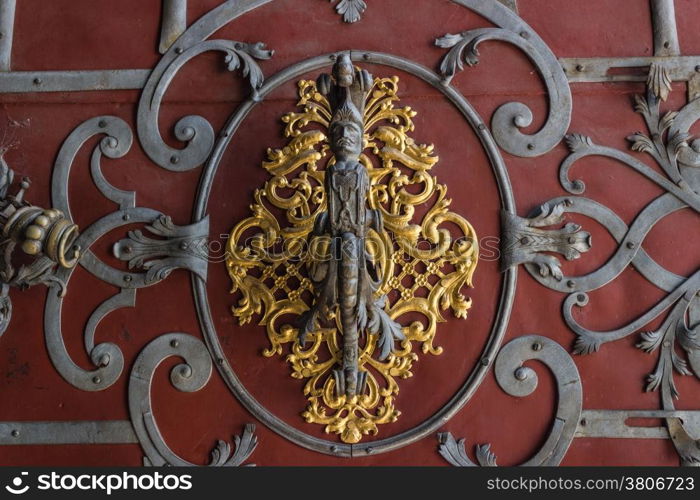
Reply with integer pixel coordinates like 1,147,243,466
299,53,404,398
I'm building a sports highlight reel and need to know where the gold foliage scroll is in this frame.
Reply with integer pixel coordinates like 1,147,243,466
226,76,478,443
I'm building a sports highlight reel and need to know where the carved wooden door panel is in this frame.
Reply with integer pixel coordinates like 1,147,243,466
0,0,698,466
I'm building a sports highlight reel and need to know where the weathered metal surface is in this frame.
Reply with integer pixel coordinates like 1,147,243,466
137,39,272,172
129,333,257,466
688,73,700,101
0,421,137,445
438,335,582,466
436,2,572,158
0,70,151,93
113,215,209,284
560,56,700,83
195,49,516,457
651,0,679,57
303,53,398,403
575,410,700,439
501,202,591,277
8,54,700,94
504,61,700,465
159,0,187,54
0,0,16,71
496,0,517,14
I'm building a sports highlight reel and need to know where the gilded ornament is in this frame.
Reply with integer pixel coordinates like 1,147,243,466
226,56,478,443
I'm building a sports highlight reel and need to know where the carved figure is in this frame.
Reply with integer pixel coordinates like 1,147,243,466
299,53,404,398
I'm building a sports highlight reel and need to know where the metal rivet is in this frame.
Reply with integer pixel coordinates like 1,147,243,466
577,293,586,302
514,367,528,380
568,236,576,244
33,77,42,85
477,123,486,130
567,280,575,288
527,143,535,150
179,242,188,250
532,342,542,351
98,120,107,128
580,418,587,426
664,41,670,49
234,43,243,50
695,65,700,73
170,339,179,348
366,447,374,454
663,340,670,347
123,245,132,254
564,198,573,207
330,54,337,61
217,358,224,365
363,53,370,60
331,445,340,453
99,354,110,366
175,47,184,54
123,275,132,282
520,236,529,245
11,429,19,437
576,64,584,72
170,155,179,164
480,357,489,366
122,213,130,221
520,31,529,39
93,376,101,384
626,241,635,249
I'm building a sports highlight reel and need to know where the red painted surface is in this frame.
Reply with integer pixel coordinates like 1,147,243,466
0,0,696,465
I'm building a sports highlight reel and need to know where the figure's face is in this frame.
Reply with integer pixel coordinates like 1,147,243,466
329,120,362,160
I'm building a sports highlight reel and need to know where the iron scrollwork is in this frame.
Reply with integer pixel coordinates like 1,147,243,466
0,0,587,464
502,63,700,464
438,335,582,466
129,333,257,466
435,0,572,158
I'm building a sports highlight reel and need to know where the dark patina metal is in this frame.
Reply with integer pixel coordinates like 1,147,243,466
299,53,404,398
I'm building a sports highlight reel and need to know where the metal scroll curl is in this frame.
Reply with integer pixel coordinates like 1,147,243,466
45,116,209,391
129,333,257,466
438,335,582,466
226,72,478,443
138,34,272,172
436,0,572,158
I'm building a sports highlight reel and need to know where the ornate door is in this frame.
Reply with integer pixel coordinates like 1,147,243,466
0,0,698,466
